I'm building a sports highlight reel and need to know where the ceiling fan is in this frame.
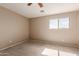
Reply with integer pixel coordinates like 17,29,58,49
27,3,44,8
27,3,45,12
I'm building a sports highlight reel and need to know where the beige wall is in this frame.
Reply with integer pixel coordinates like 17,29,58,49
30,11,79,45
0,5,79,49
0,7,29,49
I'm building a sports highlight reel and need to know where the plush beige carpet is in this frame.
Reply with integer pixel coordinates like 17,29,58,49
0,40,79,56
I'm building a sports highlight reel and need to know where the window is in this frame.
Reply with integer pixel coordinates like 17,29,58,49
49,19,58,29
59,17,69,28
49,17,69,29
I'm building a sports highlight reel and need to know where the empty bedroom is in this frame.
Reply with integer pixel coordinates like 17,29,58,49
0,3,79,56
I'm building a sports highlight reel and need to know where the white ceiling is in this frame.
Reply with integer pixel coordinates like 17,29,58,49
0,3,79,18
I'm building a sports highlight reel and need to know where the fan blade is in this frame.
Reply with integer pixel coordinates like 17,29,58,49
38,3,43,8
27,3,32,6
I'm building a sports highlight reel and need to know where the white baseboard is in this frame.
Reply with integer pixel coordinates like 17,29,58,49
0,39,27,51
30,39,79,49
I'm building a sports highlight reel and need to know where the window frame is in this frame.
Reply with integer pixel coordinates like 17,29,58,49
49,17,70,29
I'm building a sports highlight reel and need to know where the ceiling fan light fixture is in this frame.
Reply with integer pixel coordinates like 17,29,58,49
38,3,43,8
27,3,45,13
27,3,32,6
40,10,44,13
27,3,43,8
